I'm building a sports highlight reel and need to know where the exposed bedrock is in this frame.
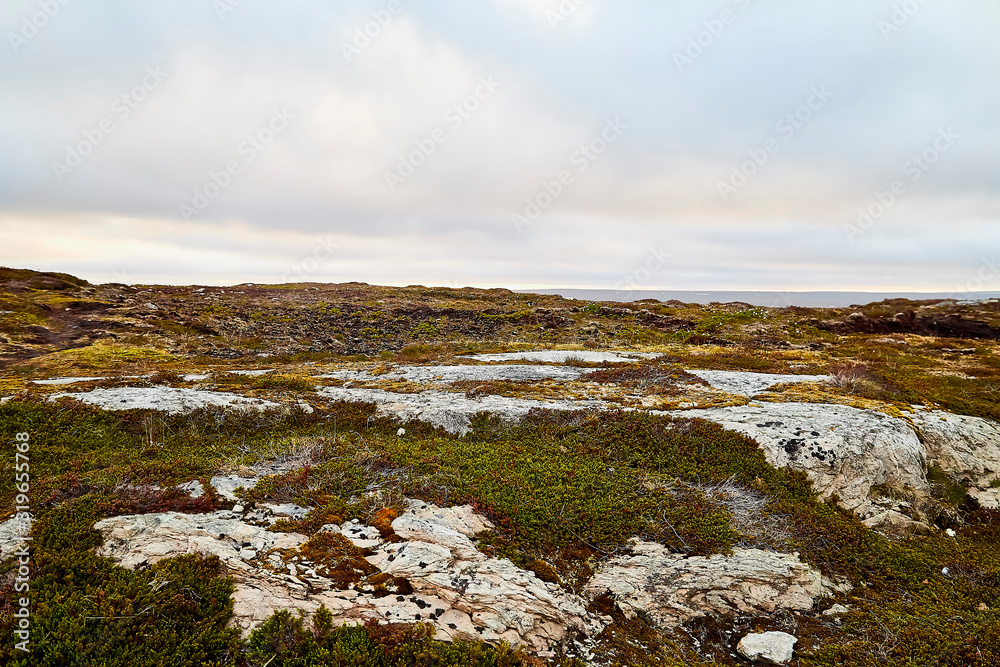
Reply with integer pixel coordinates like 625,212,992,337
583,540,841,629
94,501,601,653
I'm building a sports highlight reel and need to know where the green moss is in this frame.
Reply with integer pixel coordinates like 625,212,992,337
927,464,970,507
0,400,352,509
32,342,177,373
244,611,546,667
694,307,770,333
4,386,1000,665
212,372,317,393
409,320,441,339
0,498,240,667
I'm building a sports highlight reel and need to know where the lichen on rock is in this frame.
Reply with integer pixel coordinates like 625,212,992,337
584,540,834,629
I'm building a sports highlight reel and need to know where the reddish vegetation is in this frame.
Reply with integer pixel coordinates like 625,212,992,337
814,310,1000,340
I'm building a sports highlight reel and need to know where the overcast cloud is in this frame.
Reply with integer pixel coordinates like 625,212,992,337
1,0,997,291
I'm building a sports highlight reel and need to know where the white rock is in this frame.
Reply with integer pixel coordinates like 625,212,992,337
584,540,832,628
670,403,928,511
339,523,382,549
967,487,1000,510
50,386,279,414
188,475,258,502
823,604,851,616
863,510,928,535
318,386,602,436
264,503,309,520
737,631,798,665
910,409,1000,489
93,511,307,571
0,515,32,560
322,364,598,384
31,376,108,386
177,480,205,497
461,351,659,364
93,502,601,653
687,370,830,397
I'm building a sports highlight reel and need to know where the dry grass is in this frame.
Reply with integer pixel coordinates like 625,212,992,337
827,362,890,399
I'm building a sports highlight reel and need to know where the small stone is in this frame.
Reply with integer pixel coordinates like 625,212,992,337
397,428,406,436
232,505,245,513
737,631,798,665
823,604,851,616
240,549,257,559
945,528,956,537
979,603,989,611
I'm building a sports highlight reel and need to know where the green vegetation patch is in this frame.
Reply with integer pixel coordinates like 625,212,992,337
1,386,999,665
0,498,241,667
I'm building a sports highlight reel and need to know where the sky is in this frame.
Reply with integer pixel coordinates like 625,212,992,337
1,0,998,292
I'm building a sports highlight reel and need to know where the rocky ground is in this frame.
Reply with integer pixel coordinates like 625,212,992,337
1,267,999,666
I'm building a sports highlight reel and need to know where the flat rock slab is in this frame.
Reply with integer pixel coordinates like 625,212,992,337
49,386,280,414
462,351,660,364
321,364,596,383
968,488,1000,510
31,376,108,385
0,515,32,560
737,631,798,664
910,409,1000,489
93,501,601,652
668,403,927,510
584,540,831,629
94,510,308,570
319,386,602,436
179,476,260,502
686,370,829,397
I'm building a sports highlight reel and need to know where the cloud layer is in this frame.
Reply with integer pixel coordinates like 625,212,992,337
1,0,997,291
